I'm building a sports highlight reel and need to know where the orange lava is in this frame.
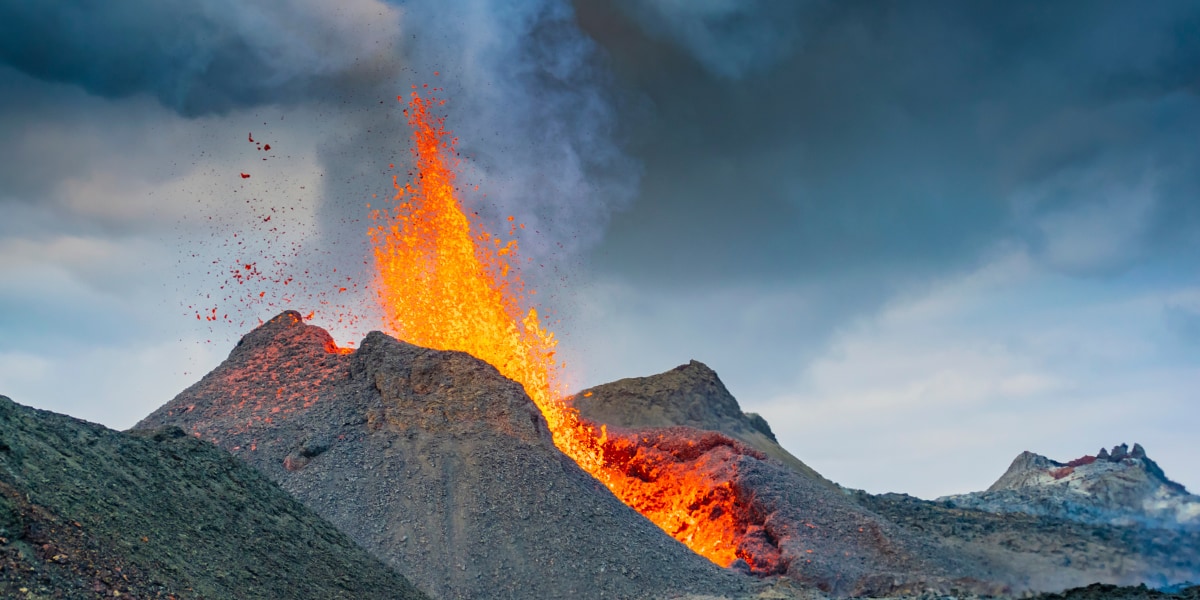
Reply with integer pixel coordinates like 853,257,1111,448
370,89,748,568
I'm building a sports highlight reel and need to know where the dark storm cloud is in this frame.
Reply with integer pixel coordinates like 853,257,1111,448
610,0,821,79
0,0,403,116
575,0,1200,287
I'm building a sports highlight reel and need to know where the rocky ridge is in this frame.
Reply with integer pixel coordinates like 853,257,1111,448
0,394,429,600
943,444,1200,529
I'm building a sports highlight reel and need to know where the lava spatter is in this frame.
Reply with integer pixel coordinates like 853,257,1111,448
184,130,370,340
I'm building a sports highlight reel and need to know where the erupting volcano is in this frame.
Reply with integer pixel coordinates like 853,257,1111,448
128,89,1200,598
369,89,763,569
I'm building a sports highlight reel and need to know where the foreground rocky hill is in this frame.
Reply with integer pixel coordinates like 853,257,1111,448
135,311,748,600
942,444,1200,529
0,395,428,600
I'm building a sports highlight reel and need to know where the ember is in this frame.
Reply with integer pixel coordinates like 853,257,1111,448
369,88,770,569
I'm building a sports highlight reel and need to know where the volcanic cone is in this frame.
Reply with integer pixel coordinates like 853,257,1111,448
135,311,748,600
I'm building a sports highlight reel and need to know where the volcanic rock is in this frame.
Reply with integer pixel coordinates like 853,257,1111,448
572,360,832,487
0,394,428,600
135,312,749,600
571,362,1005,596
943,444,1200,529
574,362,1200,595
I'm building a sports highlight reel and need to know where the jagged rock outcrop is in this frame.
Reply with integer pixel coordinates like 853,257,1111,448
988,451,1063,490
944,444,1200,529
0,394,428,600
571,360,832,487
134,312,749,600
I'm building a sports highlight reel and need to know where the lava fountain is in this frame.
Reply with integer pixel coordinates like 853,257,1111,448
370,89,770,570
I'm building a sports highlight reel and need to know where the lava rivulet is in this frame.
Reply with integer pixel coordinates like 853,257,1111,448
370,89,770,570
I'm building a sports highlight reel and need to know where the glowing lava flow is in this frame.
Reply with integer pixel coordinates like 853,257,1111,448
371,89,752,568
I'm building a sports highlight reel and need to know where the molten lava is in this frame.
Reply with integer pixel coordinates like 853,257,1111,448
371,89,766,570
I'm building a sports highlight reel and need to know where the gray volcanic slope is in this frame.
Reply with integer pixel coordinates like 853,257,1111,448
0,394,428,600
135,311,748,600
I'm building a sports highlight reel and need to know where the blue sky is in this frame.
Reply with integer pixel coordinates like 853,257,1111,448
1,0,1197,498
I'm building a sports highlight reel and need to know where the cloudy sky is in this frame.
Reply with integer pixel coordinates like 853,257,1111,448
1,0,1197,499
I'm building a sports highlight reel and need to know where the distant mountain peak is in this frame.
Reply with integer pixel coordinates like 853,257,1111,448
947,443,1199,529
990,443,1187,495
